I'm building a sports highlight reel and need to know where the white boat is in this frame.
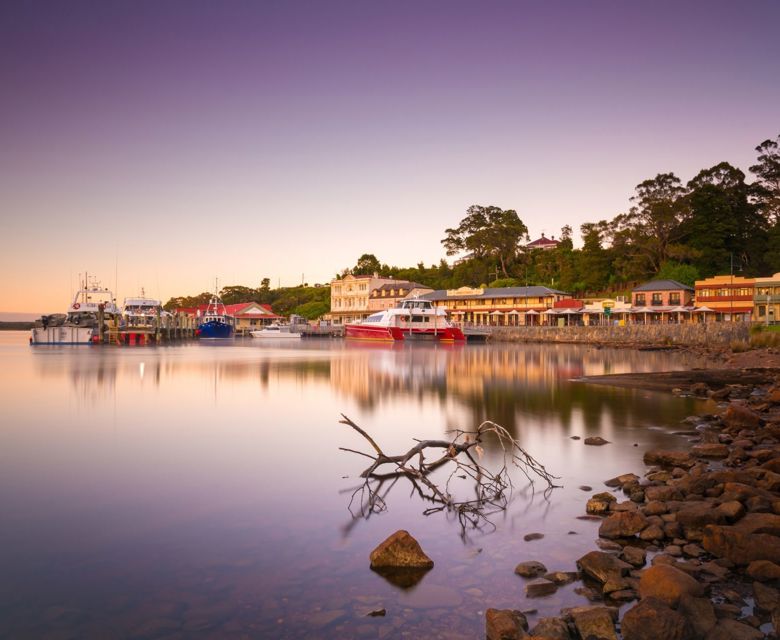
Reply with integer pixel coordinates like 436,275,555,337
251,323,301,339
345,298,465,342
122,289,171,331
31,277,121,345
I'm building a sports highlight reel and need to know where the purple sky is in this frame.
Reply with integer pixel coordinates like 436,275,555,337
1,0,779,312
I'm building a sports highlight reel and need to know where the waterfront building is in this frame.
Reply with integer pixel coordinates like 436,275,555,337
631,280,694,308
176,301,282,334
694,275,756,321
368,281,433,312
420,286,571,326
329,273,399,325
754,273,780,325
580,297,632,326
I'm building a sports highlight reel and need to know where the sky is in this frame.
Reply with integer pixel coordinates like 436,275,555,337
1,0,779,314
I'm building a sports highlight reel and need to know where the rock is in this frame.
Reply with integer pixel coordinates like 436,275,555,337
753,581,779,612
682,543,705,558
543,571,577,585
638,564,704,607
715,500,745,522
587,492,617,515
690,382,710,397
643,450,694,469
525,579,558,598
369,530,434,569
568,606,617,640
366,608,386,617
621,597,689,640
722,404,762,429
576,551,631,584
596,538,623,551
676,502,727,540
638,524,664,541
691,443,730,458
529,616,571,639
514,561,548,578
584,436,610,446
678,594,717,638
486,608,528,640
621,546,647,567
746,559,780,581
599,511,648,539
579,485,592,491
702,512,780,564
524,533,544,542
643,500,668,516
644,485,682,502
604,473,639,487
704,618,764,640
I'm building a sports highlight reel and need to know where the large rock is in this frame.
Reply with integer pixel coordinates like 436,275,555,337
746,560,780,581
678,594,717,639
598,511,648,539
568,606,617,640
369,530,434,569
722,404,762,429
529,616,571,639
690,443,730,458
676,502,727,540
701,512,780,565
643,450,694,469
486,608,528,640
587,492,617,515
621,597,689,640
753,581,779,612
638,564,704,607
644,485,682,502
525,579,558,598
576,551,631,584
704,618,764,640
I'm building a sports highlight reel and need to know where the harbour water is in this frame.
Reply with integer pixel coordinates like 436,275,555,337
0,332,709,638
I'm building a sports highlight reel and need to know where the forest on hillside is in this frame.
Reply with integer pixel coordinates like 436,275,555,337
165,134,779,317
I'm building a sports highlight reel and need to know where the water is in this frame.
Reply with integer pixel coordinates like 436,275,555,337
0,332,708,638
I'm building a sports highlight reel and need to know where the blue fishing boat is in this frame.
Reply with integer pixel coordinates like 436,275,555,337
197,292,235,339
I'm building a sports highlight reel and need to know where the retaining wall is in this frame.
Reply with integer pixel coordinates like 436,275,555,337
490,323,750,347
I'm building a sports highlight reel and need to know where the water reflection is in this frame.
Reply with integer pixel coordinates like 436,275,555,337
1,334,710,639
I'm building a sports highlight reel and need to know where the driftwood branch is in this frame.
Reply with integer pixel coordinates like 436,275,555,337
338,414,560,535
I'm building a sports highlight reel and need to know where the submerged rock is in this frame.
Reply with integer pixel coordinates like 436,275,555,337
584,436,610,446
514,560,547,578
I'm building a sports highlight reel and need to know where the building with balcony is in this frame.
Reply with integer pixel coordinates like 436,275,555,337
420,285,571,325
694,275,756,321
631,280,694,308
754,273,780,325
329,273,399,325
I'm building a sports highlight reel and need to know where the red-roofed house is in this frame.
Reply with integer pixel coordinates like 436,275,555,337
525,233,560,251
176,301,283,334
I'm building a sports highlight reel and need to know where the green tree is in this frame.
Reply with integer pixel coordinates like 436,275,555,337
442,205,528,278
656,261,700,287
577,222,612,292
750,134,780,223
352,254,382,276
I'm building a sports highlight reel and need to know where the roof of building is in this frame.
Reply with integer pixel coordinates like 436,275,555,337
372,281,431,294
420,286,569,301
633,280,694,292
526,234,560,249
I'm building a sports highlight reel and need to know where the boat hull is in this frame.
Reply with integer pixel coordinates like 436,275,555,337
251,331,301,339
30,326,96,345
345,324,465,342
198,321,234,339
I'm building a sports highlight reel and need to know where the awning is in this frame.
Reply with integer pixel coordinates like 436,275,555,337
490,310,504,316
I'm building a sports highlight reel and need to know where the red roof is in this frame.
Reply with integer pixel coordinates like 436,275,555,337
526,235,560,249
554,299,584,309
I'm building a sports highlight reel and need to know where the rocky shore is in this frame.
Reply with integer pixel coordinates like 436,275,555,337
484,367,780,639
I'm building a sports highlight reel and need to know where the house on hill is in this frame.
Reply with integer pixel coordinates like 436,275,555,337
525,233,560,251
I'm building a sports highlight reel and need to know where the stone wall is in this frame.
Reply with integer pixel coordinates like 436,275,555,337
490,323,750,347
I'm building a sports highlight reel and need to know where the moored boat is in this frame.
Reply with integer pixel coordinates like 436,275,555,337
251,323,301,339
31,278,121,345
345,299,465,342
197,291,235,339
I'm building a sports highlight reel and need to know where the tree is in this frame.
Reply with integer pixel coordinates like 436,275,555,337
683,162,767,276
577,222,612,292
352,254,382,276
442,205,528,278
749,134,780,223
656,261,700,287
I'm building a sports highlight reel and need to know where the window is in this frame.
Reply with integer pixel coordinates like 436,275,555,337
669,292,680,305
651,293,662,306
636,294,646,306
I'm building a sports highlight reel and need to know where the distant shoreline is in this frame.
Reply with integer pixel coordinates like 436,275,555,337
0,322,34,331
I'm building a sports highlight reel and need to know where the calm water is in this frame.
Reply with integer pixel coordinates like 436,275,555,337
0,332,708,639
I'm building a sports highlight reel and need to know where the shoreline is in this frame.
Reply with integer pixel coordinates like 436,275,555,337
493,356,780,639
